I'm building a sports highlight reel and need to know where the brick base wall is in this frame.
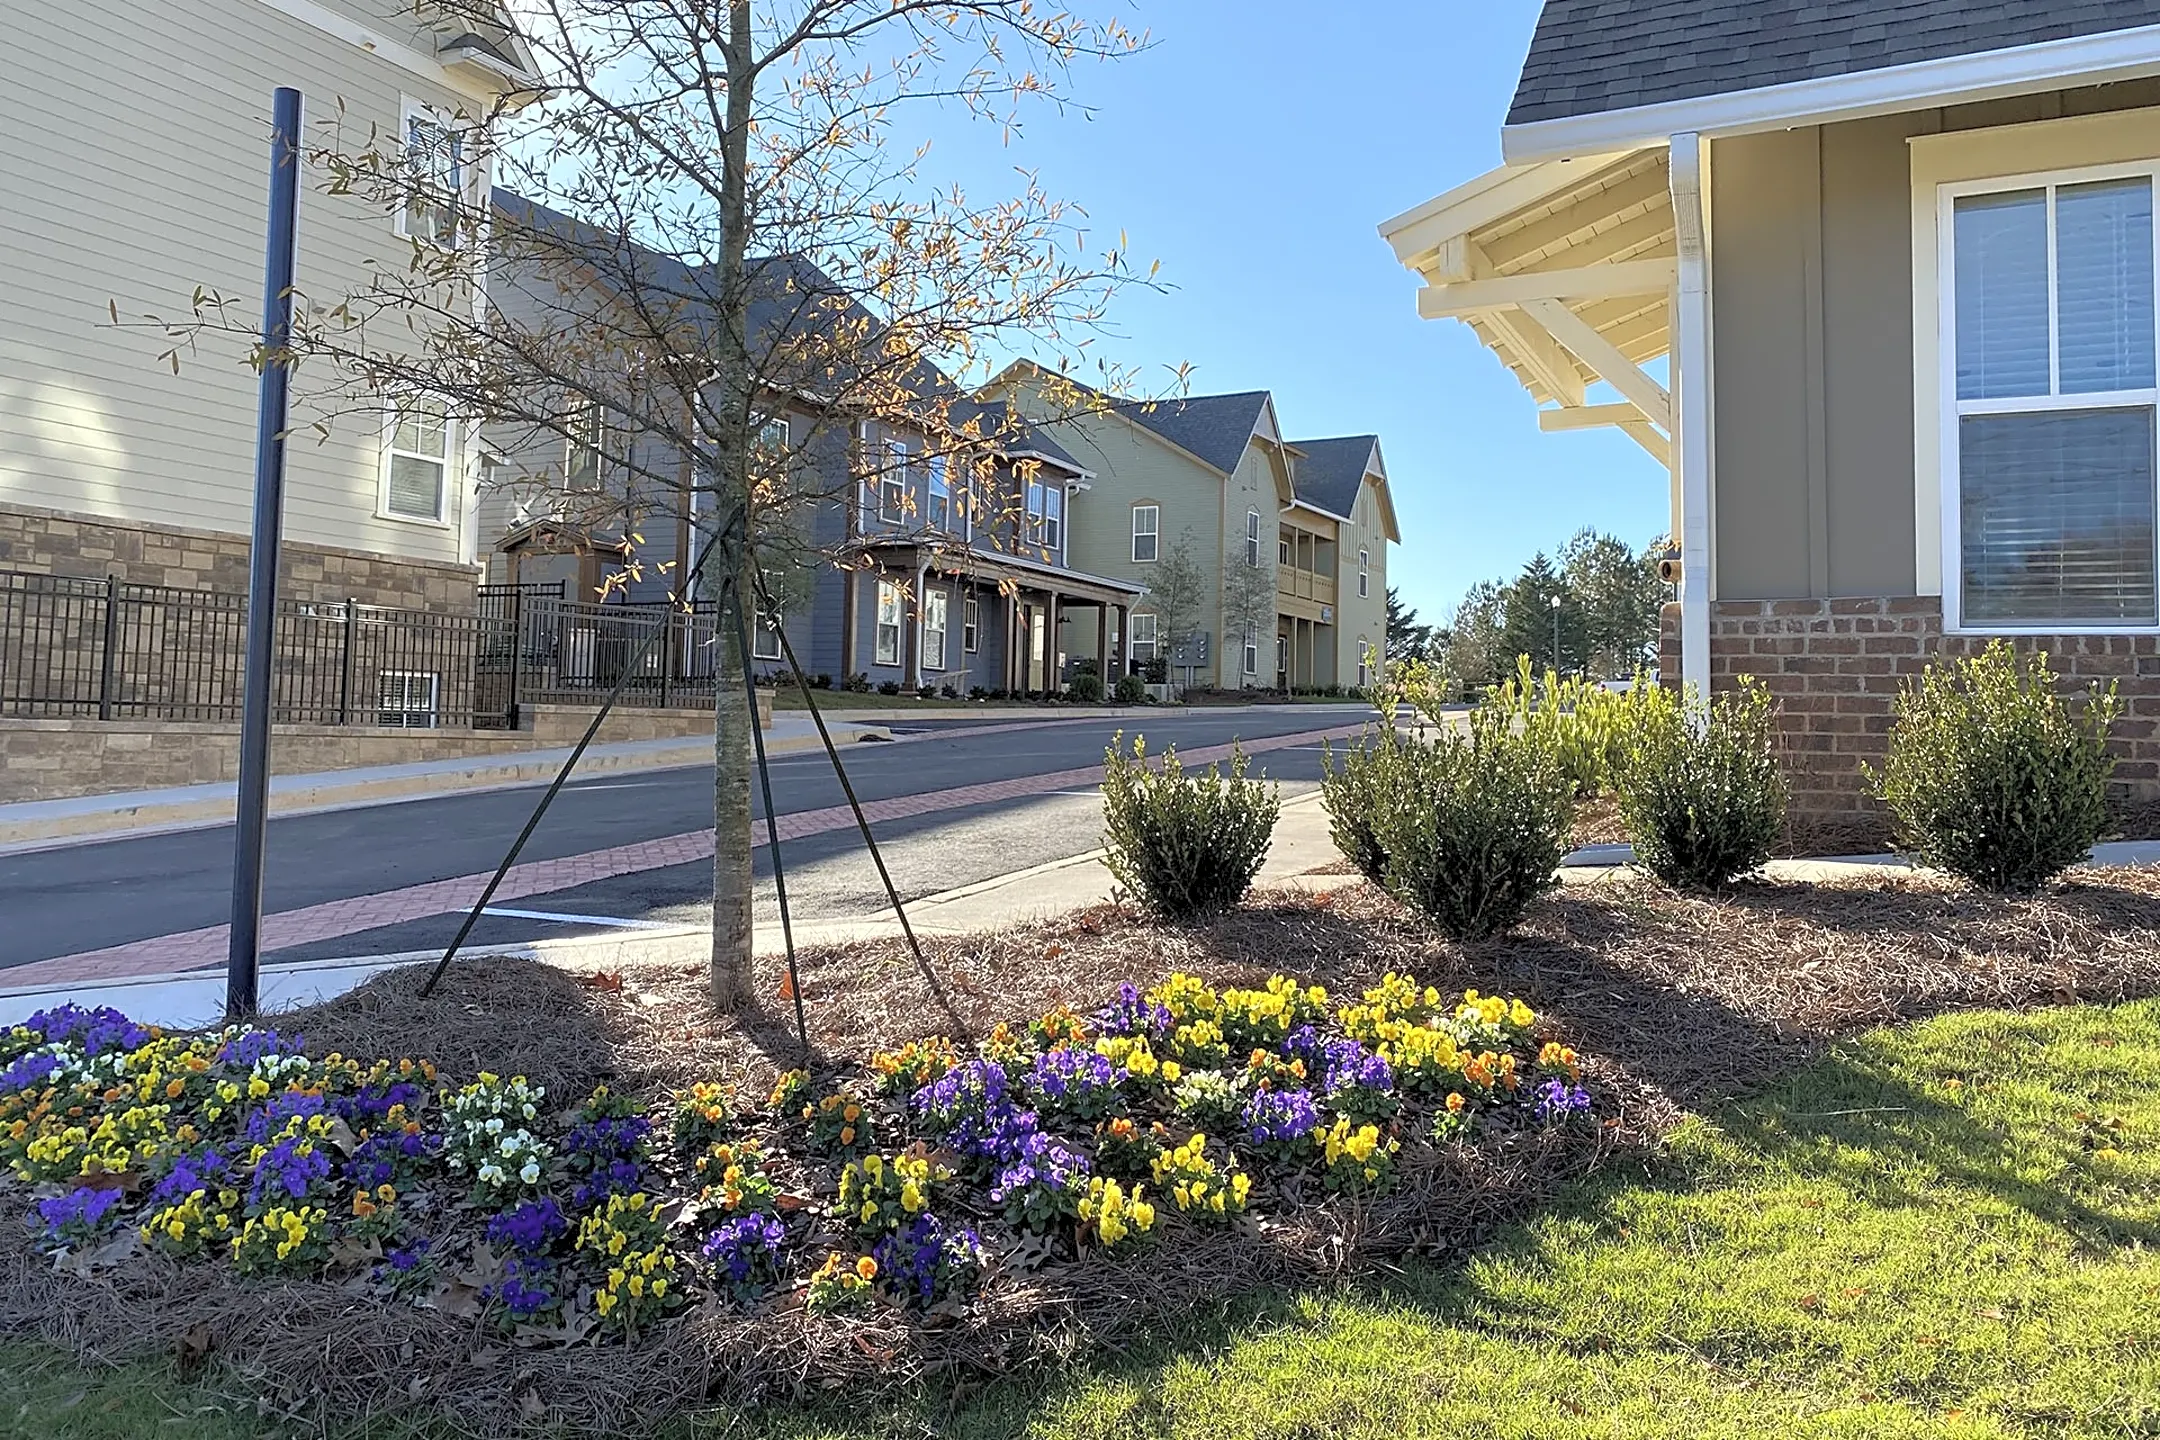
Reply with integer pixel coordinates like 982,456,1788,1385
0,504,479,613
1659,597,2160,845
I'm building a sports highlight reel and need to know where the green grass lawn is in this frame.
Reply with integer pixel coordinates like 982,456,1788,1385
7,1001,2157,1439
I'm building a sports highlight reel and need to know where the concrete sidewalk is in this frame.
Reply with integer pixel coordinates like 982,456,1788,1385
0,790,1351,1029
0,715,890,854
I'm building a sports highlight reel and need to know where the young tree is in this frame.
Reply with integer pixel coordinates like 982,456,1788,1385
155,2,1154,1008
1431,578,1507,699
1384,585,1432,661
1559,528,1665,678
1500,552,1580,675
1221,539,1277,690
1148,530,1209,691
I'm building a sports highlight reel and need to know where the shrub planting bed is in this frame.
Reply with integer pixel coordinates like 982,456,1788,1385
9,866,2160,1436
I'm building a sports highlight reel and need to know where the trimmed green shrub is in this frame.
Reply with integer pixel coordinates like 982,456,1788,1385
1873,642,2119,893
1113,673,1147,705
1614,679,1786,890
1102,733,1280,921
1070,672,1106,704
1478,657,1657,798
1320,724,1406,886
1372,710,1575,940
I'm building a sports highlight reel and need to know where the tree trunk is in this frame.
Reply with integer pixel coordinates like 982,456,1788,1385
709,526,755,1010
708,0,758,1011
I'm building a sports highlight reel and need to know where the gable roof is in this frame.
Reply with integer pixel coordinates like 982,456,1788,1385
491,192,1081,470
1114,391,1272,476
1509,0,2160,128
1288,436,1375,520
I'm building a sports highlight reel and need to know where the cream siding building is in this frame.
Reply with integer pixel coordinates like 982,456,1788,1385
992,367,1400,690
0,0,527,609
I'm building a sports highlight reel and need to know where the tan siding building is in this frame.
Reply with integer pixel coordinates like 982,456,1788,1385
1384,0,2160,828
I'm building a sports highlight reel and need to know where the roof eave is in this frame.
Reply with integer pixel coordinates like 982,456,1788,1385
1500,20,2160,164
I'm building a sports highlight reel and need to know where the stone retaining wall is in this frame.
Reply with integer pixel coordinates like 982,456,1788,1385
0,504,480,612
0,699,761,805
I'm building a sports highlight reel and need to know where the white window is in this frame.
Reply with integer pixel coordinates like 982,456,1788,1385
1245,509,1261,567
1279,535,1291,566
1357,651,1371,689
1043,482,1064,552
382,397,453,523
1944,169,2160,627
377,670,439,728
928,456,951,532
1276,633,1288,674
1359,548,1370,598
875,581,903,666
753,417,790,496
881,441,911,525
1243,635,1258,675
566,399,606,490
399,101,464,248
924,590,948,670
1025,479,1047,546
753,610,783,662
1131,504,1159,563
963,595,979,652
1129,611,1158,661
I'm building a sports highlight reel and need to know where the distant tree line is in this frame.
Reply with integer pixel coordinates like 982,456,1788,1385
1386,529,1670,697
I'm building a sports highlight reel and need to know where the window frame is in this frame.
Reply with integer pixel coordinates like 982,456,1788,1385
1042,481,1065,554
1131,503,1160,563
927,455,951,532
874,580,903,667
752,607,783,662
379,395,456,527
1245,509,1261,567
377,669,440,728
880,440,912,526
565,397,607,492
1358,547,1370,598
1243,635,1258,675
396,98,467,250
1937,157,2160,634
1128,611,1158,660
963,594,980,653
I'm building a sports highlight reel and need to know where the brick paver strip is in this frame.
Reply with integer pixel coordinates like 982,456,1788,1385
17,723,1364,988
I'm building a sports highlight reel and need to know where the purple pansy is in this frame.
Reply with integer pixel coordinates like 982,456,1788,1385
870,1214,981,1306
485,1198,569,1258
35,1186,125,1243
701,1212,786,1293
1532,1079,1593,1125
1093,984,1173,1041
1243,1087,1322,1149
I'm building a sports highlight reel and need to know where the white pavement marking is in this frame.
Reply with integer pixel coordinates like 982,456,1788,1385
479,907,678,930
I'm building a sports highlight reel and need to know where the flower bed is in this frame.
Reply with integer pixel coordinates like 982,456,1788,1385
0,968,1604,1423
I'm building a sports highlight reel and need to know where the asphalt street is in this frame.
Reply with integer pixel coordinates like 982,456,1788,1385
0,706,1372,970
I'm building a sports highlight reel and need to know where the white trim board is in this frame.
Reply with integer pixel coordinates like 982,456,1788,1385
1502,23,2160,164
247,0,501,102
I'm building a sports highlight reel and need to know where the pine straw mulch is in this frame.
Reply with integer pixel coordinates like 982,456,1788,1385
11,865,2160,1435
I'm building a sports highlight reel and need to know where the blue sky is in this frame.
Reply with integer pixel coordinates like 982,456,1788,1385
910,0,1668,627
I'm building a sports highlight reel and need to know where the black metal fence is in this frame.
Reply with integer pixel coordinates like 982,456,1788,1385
0,570,727,730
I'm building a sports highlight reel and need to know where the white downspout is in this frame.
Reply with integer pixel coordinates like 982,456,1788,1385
1669,131,1714,700
913,558,930,690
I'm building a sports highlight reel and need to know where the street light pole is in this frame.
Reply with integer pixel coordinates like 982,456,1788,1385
1550,593,1562,676
226,87,304,1021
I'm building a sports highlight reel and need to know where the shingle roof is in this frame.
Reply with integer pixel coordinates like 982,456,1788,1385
1508,0,2160,127
1113,391,1271,475
1288,436,1377,519
494,192,1078,466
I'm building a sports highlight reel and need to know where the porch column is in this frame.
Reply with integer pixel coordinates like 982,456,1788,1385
909,559,929,689
1096,603,1110,690
840,567,858,679
1670,131,1713,699
1114,604,1127,679
1044,590,1060,692
1006,594,1022,693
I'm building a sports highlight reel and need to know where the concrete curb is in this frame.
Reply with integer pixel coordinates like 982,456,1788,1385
0,724,890,855
783,701,1377,725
